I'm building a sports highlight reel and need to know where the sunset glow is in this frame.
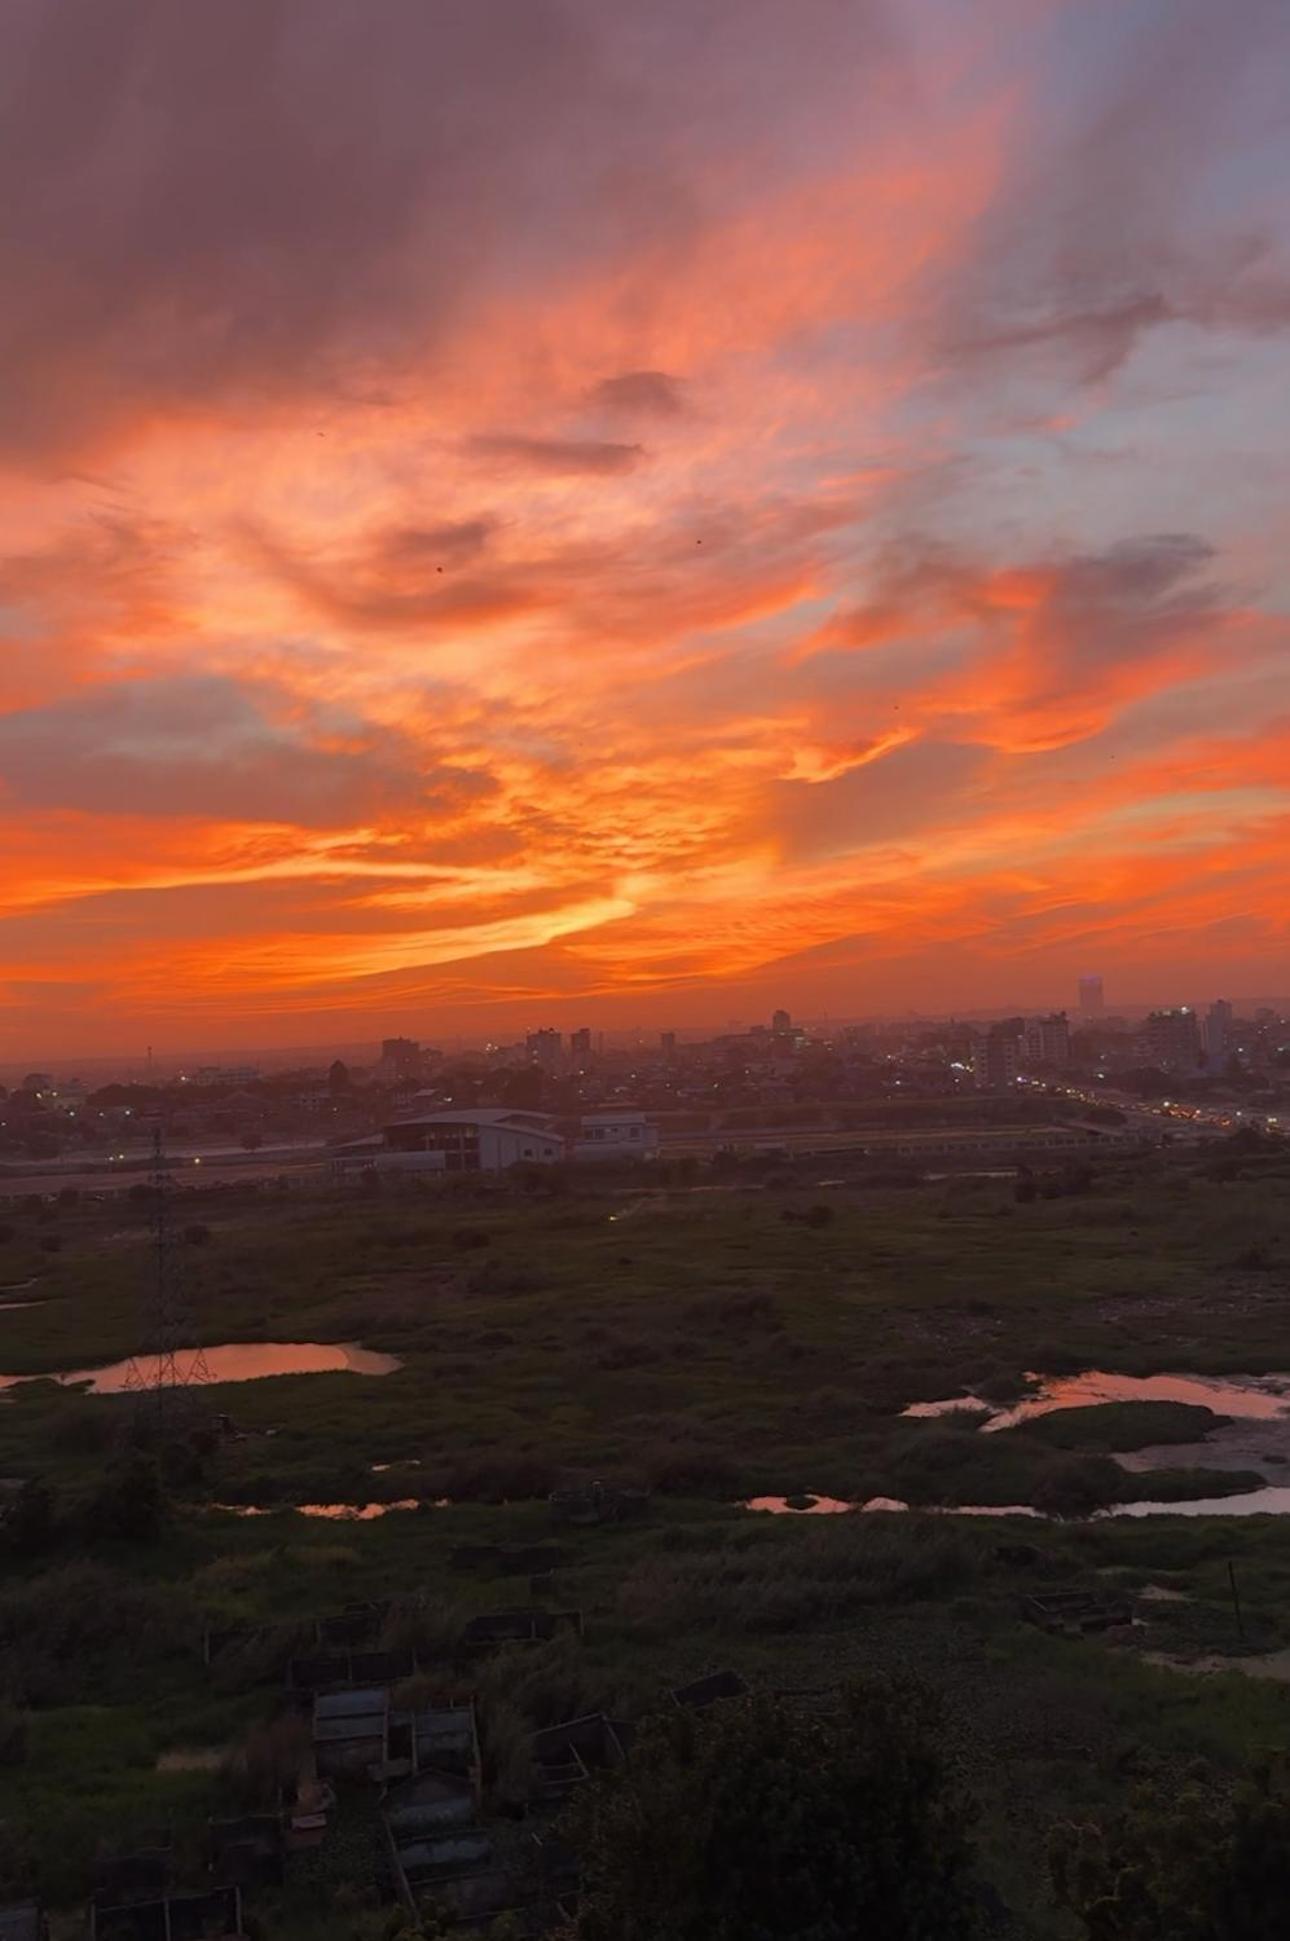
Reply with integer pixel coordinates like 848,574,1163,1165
4,0,1290,1053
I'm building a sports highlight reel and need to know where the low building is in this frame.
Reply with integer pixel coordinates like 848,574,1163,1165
571,1110,659,1161
337,1108,566,1176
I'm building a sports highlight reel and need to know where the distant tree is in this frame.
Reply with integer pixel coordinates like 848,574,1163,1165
327,1059,352,1096
559,1681,982,1941
1051,1761,1290,1939
90,1453,165,1542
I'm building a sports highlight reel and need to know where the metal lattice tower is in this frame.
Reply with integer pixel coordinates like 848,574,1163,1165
124,1125,211,1429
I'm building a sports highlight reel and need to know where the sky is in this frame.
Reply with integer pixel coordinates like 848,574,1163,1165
2,0,1290,1057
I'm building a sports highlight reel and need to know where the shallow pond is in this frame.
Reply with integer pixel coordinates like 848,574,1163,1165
905,1370,1290,1432
211,1498,430,1520
0,1340,401,1393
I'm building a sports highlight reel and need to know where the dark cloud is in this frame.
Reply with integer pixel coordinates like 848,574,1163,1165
467,435,645,476
0,0,898,460
0,675,492,824
589,370,685,416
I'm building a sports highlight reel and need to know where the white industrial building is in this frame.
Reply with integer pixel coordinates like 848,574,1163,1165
332,1104,659,1179
335,1108,566,1176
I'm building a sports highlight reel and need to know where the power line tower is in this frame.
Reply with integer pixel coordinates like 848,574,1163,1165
124,1124,211,1434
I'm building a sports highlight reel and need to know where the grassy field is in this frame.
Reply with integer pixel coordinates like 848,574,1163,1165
1,1147,1290,1932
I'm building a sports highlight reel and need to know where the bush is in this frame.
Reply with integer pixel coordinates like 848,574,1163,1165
561,1680,983,1940
1051,1761,1290,1939
0,1563,194,1705
1030,1455,1123,1519
87,1453,166,1541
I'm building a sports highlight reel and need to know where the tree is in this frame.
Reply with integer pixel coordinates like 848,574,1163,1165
89,1453,165,1541
559,1681,982,1941
1051,1762,1290,1940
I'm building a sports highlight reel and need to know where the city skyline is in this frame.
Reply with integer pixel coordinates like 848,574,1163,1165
4,0,1290,1055
5,977,1286,1077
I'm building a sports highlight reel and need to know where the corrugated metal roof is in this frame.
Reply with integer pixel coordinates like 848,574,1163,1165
315,1688,389,1719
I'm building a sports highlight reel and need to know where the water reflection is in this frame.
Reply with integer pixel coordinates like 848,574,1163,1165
744,1494,1044,1518
211,1498,424,1520
1102,1487,1290,1519
0,1340,401,1393
745,1494,855,1515
905,1370,1290,1433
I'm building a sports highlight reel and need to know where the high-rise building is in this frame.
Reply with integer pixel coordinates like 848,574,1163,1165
1145,1008,1202,1072
660,1031,677,1057
1078,975,1105,1019
379,1036,423,1081
1204,999,1233,1068
526,1027,564,1073
569,1026,593,1065
973,1024,1021,1090
1024,1012,1071,1067
771,1007,792,1036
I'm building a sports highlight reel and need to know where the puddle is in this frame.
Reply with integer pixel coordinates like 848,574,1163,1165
0,1340,401,1394
1101,1487,1290,1519
745,1489,1286,1522
745,1494,855,1515
743,1494,1042,1519
905,1371,1290,1433
296,1500,421,1520
210,1499,431,1520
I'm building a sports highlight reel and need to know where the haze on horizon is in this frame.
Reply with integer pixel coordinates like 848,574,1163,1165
2,0,1289,1060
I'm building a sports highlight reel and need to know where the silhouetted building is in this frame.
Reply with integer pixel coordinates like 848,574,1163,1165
1204,999,1233,1067
1024,1013,1071,1067
973,1025,1020,1090
660,1031,677,1057
1145,1008,1202,1072
526,1028,563,1073
569,1027,593,1066
379,1037,423,1081
771,1008,791,1036
1078,975,1105,1019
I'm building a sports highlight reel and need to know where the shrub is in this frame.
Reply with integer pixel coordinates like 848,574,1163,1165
561,1680,983,1940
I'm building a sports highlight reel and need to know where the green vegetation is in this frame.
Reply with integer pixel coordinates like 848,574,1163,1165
1,1153,1290,1930
561,1681,982,1940
1051,1761,1290,1938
